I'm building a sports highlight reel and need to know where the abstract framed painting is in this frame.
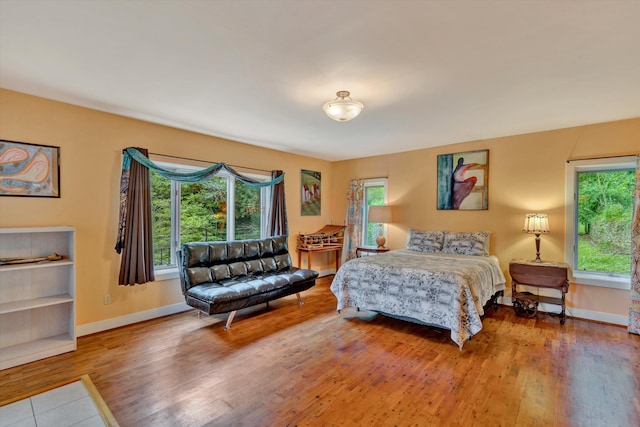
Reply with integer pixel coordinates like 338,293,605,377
301,169,321,216
437,149,488,210
0,140,60,197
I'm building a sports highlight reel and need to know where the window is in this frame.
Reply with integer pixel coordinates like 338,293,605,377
362,178,388,246
150,162,270,268
565,156,635,289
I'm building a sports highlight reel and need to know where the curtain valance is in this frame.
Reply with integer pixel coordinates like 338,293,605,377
122,147,283,186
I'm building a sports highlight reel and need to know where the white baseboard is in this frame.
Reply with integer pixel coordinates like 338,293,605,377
77,302,192,337
317,269,336,278
77,272,335,337
498,297,627,326
77,292,627,338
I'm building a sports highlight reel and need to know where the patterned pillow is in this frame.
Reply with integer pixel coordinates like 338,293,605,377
442,231,491,256
405,229,445,253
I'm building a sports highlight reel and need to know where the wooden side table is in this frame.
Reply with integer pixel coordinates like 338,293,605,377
509,259,570,324
297,246,341,271
356,246,390,257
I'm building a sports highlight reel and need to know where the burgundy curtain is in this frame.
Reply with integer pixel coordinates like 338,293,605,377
117,148,155,285
267,170,287,236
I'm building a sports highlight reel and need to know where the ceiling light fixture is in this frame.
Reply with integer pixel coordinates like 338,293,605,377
322,90,364,122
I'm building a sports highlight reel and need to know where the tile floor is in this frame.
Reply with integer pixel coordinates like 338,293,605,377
0,380,106,427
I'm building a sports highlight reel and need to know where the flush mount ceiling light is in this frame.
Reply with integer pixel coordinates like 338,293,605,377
322,90,364,122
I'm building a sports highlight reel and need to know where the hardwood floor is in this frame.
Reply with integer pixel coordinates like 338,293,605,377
1,276,639,426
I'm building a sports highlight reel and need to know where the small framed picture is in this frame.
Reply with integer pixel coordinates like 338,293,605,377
0,140,61,197
301,169,321,216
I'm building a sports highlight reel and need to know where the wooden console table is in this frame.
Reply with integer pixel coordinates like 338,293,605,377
297,246,342,271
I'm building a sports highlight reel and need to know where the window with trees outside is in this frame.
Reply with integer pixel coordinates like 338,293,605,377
565,156,635,289
150,162,270,269
362,178,388,246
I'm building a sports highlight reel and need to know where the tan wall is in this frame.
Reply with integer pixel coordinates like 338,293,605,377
2,88,638,326
330,118,640,319
0,89,333,326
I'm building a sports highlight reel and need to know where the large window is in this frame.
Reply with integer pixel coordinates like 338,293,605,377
150,162,269,268
362,178,388,246
566,157,635,289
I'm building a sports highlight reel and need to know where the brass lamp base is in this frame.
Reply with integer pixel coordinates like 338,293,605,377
376,223,387,248
534,234,542,262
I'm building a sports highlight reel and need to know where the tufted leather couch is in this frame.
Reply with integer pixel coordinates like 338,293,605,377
178,235,318,329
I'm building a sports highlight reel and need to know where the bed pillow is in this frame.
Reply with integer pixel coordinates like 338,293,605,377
442,231,491,256
405,229,445,253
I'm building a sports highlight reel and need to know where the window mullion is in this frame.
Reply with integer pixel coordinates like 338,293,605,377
261,186,270,238
171,180,180,265
227,177,235,241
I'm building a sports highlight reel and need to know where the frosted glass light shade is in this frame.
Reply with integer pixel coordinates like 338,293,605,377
322,90,364,122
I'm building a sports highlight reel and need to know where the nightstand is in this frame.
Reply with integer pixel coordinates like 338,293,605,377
356,246,390,257
509,259,570,324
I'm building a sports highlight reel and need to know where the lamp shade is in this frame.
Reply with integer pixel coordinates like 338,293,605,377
523,213,550,234
369,205,393,223
322,91,364,122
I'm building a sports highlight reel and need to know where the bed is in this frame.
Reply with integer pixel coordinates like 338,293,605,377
330,230,506,349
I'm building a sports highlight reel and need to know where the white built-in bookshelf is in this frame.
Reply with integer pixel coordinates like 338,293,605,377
0,227,76,370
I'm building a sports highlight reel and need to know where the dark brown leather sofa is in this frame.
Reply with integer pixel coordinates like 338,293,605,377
178,235,318,329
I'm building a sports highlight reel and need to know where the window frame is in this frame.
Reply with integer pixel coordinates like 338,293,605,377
361,178,389,246
151,160,270,276
564,156,635,290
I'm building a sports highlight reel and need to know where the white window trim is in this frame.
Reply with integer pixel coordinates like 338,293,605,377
564,156,635,290
362,178,389,246
150,159,270,272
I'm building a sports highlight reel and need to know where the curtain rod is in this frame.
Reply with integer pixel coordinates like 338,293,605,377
147,151,272,173
566,154,638,163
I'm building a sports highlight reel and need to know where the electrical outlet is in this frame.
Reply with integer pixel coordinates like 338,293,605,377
103,294,112,305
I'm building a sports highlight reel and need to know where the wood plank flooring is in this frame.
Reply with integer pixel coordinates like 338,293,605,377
1,276,639,426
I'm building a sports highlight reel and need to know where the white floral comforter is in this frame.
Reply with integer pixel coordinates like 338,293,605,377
330,250,506,349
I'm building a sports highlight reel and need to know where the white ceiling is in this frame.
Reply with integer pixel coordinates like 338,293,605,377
1,1,639,161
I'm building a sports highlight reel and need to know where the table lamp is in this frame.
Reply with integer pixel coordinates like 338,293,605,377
523,213,550,262
369,205,393,248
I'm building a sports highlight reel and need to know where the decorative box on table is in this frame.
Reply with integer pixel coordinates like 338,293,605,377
296,225,345,249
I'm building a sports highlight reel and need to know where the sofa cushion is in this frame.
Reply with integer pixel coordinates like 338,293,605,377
259,239,274,257
210,264,230,281
187,266,211,286
245,240,260,259
273,235,288,254
229,261,248,277
274,253,291,271
246,259,264,275
187,279,280,304
185,243,210,267
228,241,245,261
209,242,228,264
262,257,277,272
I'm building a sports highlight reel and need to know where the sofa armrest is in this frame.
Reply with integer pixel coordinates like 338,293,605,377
176,249,189,295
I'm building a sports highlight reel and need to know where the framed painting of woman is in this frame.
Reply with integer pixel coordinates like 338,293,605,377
437,150,488,210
